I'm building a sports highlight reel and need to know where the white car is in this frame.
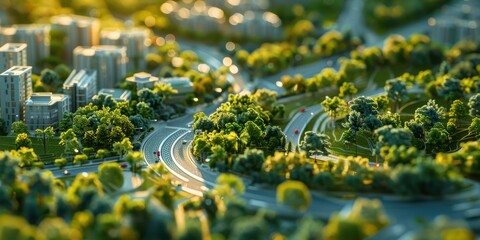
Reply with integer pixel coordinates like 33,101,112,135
63,170,69,175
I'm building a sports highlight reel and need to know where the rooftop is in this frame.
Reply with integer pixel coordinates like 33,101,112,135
64,69,97,88
101,28,150,40
25,92,68,106
74,45,126,56
126,72,159,84
0,66,31,75
98,88,131,101
162,77,194,88
0,43,27,52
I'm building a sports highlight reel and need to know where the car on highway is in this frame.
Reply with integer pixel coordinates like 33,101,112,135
182,140,188,144
63,170,69,175
155,160,159,163
121,163,128,168
294,129,299,134
300,108,306,112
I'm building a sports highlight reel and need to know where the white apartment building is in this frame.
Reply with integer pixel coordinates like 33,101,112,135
73,46,127,90
101,28,149,73
126,72,159,91
0,43,27,73
51,15,99,63
63,69,97,112
0,66,32,131
25,93,70,131
0,24,50,73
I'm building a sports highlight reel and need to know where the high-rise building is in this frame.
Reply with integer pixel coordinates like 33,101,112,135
0,43,27,73
73,46,127,90
25,92,70,132
51,15,99,63
101,28,150,72
0,66,32,131
0,24,50,73
63,69,97,112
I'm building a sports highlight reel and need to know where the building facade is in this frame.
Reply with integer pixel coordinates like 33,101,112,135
101,28,149,73
0,24,50,73
0,66,32,131
0,43,27,73
73,46,127,90
25,93,70,131
63,69,97,112
51,15,99,63
161,77,194,104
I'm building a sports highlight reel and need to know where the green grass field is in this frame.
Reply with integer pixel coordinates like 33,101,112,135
0,136,64,157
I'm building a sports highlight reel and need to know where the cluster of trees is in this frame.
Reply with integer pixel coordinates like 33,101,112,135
58,103,134,157
281,58,365,96
263,151,462,197
235,29,361,77
191,90,286,171
0,150,398,240
363,0,450,31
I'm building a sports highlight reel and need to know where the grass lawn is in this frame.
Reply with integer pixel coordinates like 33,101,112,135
326,125,374,160
373,67,394,87
300,112,322,140
0,136,64,156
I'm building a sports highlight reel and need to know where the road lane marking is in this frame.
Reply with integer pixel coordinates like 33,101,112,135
156,129,190,182
171,130,217,186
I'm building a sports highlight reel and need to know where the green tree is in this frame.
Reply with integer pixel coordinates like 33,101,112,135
0,118,7,136
338,82,357,100
374,125,413,156
59,129,80,154
300,131,331,158
98,162,124,191
153,82,178,102
209,145,227,169
449,99,469,120
73,154,88,166
15,133,32,150
233,149,265,174
0,215,39,239
35,126,55,155
40,68,61,92
321,96,346,128
54,158,67,169
11,121,28,136
385,78,408,112
373,95,390,113
468,118,480,136
468,93,480,118
112,138,133,156
414,100,446,130
253,89,277,111
349,96,378,119
15,147,38,168
72,115,91,137
438,77,464,102
215,173,245,197
277,180,311,211
263,125,286,152
124,151,144,173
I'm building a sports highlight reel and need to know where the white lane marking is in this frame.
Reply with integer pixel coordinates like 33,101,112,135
171,130,217,186
157,129,190,182
249,199,267,208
